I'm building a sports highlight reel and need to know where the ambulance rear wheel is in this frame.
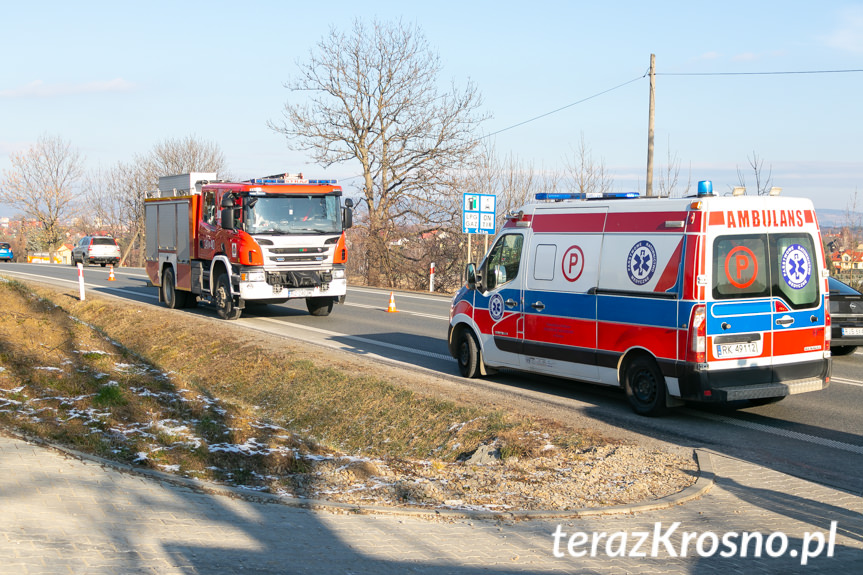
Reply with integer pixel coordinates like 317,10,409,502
456,329,482,379
162,267,188,309
624,356,668,416
215,273,241,320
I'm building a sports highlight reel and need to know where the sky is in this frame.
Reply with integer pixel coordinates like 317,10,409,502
2,1,862,218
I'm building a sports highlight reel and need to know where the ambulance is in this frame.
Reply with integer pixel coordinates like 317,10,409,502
448,181,831,415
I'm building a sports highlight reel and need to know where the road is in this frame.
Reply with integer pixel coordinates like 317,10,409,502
2,262,861,496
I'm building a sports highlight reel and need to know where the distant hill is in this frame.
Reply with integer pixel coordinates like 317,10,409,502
816,209,863,229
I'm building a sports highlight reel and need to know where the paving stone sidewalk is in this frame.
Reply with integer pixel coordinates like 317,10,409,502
1,432,861,574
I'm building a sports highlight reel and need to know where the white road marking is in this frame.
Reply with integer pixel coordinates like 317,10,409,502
0,270,158,299
831,376,863,387
343,301,449,321
690,409,863,455
250,316,453,361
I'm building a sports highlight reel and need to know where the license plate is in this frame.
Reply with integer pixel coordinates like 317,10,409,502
842,327,863,336
715,341,762,359
286,287,319,298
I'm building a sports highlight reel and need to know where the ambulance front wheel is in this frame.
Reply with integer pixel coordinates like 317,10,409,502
456,329,482,379
623,355,668,416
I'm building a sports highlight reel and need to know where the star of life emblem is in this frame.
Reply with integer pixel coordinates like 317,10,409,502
627,240,657,286
781,244,811,290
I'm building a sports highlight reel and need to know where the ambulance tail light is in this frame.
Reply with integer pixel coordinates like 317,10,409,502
689,304,706,363
824,294,831,352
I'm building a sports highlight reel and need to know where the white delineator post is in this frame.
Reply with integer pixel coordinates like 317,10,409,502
77,262,85,301
430,262,435,292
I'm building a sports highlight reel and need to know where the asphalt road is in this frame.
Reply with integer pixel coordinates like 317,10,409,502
2,262,861,496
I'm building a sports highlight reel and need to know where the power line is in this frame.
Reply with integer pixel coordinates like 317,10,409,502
657,68,863,76
479,73,647,140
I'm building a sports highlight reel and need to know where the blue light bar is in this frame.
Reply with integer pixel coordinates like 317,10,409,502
535,192,640,201
308,179,338,185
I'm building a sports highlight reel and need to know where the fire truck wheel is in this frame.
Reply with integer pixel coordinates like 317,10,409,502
306,297,334,316
456,328,482,379
162,267,188,309
215,273,241,320
623,355,668,416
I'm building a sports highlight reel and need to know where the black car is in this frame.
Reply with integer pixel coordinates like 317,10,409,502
828,276,863,355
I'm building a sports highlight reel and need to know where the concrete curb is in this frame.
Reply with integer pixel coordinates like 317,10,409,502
3,428,714,521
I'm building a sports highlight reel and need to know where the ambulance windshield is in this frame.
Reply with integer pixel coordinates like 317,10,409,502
712,233,819,309
245,195,341,235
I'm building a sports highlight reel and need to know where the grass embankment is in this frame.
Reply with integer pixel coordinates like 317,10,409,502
0,277,607,494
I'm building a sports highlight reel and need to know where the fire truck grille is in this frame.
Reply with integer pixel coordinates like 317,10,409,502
266,270,333,288
265,246,330,264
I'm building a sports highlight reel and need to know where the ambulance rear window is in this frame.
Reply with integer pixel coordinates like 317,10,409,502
712,233,820,309
770,233,819,309
713,235,770,300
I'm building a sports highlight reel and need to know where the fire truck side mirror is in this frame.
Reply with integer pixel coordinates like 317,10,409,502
342,205,353,229
220,194,236,230
221,208,235,230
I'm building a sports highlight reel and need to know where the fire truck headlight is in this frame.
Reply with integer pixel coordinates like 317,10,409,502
332,269,345,279
241,271,266,282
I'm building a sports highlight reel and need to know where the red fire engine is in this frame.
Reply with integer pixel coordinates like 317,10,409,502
145,172,352,320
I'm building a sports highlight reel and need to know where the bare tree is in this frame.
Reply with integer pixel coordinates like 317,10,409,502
736,150,773,196
656,138,692,198
269,18,487,287
0,134,84,261
564,133,614,196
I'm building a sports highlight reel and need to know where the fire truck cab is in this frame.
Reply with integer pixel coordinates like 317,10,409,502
145,173,352,320
448,182,832,415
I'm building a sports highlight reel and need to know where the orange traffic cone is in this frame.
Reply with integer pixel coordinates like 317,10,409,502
386,291,398,313
108,265,116,281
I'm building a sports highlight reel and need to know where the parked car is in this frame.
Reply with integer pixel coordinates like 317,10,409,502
0,242,12,262
71,236,121,267
828,276,863,355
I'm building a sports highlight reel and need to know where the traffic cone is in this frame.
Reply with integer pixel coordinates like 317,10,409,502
386,291,398,313
108,265,116,281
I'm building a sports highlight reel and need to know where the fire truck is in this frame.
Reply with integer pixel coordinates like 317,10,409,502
145,172,352,320
449,181,832,415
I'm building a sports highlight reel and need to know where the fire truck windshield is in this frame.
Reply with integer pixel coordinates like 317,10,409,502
244,195,341,235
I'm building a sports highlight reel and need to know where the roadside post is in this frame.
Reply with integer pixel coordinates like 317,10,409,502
77,262,85,301
430,262,436,292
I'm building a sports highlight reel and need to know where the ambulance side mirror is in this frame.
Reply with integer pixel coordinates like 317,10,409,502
465,263,478,291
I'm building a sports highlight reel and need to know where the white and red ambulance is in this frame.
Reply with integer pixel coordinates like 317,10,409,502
448,181,832,415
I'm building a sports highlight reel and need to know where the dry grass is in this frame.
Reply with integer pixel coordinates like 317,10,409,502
0,276,610,494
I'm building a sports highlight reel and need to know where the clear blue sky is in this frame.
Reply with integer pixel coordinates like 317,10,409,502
2,1,861,217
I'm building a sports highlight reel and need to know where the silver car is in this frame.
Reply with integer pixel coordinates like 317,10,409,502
72,236,121,267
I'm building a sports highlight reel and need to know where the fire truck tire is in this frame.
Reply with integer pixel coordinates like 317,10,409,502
456,328,482,379
306,297,334,316
215,273,241,320
623,355,668,416
162,267,188,309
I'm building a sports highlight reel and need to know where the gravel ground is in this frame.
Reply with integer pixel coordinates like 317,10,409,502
277,443,698,512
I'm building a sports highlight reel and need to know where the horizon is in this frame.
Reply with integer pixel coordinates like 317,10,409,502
2,1,861,217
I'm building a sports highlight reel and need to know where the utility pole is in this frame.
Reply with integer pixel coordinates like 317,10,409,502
646,53,656,197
